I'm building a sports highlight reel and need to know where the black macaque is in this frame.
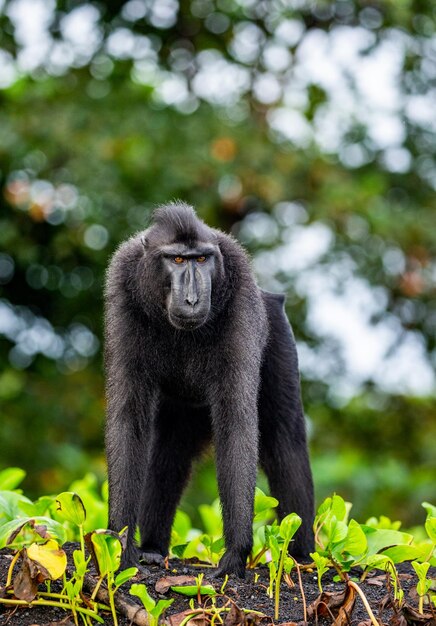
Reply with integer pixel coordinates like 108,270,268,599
105,203,314,577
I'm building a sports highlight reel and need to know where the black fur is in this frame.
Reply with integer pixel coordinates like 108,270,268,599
104,202,314,576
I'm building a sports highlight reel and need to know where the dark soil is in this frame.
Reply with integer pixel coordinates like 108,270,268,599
0,544,434,626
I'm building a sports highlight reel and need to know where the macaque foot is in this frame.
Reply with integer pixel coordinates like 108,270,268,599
213,551,247,578
140,550,165,566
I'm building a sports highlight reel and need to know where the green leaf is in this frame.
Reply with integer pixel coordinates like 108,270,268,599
412,561,430,581
264,522,280,549
182,535,210,562
382,544,429,564
254,488,279,515
115,567,138,588
279,513,302,541
331,495,348,522
363,554,391,571
172,509,192,543
150,599,174,619
200,533,211,547
365,515,401,531
317,495,347,524
330,519,349,544
211,537,225,555
0,517,67,548
362,526,413,557
311,552,329,571
316,496,333,519
56,492,86,526
21,496,55,517
412,561,432,596
199,500,222,536
267,533,280,563
268,560,277,581
0,491,34,522
0,468,26,490
342,519,367,556
171,585,216,596
87,530,122,576
73,549,90,576
283,555,294,574
422,503,436,519
130,583,156,612
425,517,436,542
64,579,76,602
171,543,188,558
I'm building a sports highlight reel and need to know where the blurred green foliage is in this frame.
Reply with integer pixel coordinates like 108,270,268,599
0,0,435,525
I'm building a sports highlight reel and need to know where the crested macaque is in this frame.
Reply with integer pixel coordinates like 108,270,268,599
105,203,314,577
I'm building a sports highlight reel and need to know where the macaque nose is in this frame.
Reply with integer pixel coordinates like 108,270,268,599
185,292,199,306
185,264,199,306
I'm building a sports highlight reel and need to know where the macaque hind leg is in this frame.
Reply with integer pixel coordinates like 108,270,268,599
106,395,151,568
212,386,259,578
259,303,314,558
138,398,211,562
260,428,314,558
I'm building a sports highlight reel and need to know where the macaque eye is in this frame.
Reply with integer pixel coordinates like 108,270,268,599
197,256,207,263
173,257,185,264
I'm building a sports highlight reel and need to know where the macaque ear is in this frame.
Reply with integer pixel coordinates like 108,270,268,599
140,235,149,250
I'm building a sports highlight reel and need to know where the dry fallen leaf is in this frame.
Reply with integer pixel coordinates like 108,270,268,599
333,584,356,626
155,575,196,594
224,602,270,626
366,575,385,587
13,556,41,602
389,615,409,626
400,603,435,625
167,609,209,626
12,542,67,602
306,584,356,626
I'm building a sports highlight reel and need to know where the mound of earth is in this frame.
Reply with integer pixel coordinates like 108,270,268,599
0,544,434,626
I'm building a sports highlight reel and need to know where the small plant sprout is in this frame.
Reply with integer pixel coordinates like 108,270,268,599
422,502,436,561
170,573,216,602
411,561,432,614
220,574,229,595
248,489,279,568
196,573,204,604
310,552,329,593
365,554,404,607
130,583,174,626
56,492,86,554
313,494,349,552
313,495,370,578
265,523,280,598
253,489,279,520
86,528,137,626
198,534,224,565
64,548,90,626
270,513,302,620
55,491,92,623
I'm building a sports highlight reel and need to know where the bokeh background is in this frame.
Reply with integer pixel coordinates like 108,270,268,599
0,0,435,527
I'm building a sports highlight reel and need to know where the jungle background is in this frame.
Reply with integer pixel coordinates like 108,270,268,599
0,0,435,529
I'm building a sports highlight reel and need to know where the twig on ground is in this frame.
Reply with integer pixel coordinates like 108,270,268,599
83,574,150,626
